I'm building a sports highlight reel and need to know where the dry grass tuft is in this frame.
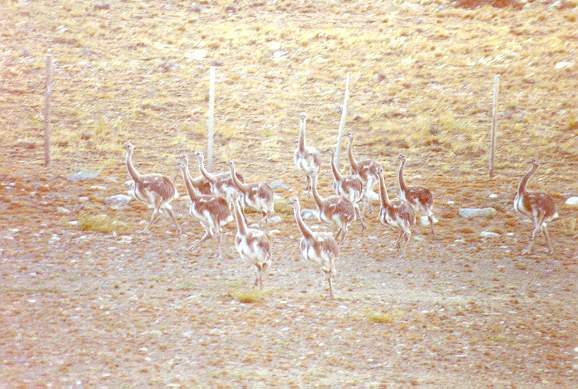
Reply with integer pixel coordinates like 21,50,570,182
79,214,130,234
366,311,394,324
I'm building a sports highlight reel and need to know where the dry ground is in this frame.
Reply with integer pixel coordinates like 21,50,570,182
1,0,577,387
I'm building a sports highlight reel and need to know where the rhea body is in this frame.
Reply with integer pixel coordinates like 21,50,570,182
228,160,275,224
231,196,272,289
290,197,338,299
177,155,232,259
377,167,416,257
398,154,435,237
124,142,180,234
309,173,356,242
514,160,558,255
293,112,321,193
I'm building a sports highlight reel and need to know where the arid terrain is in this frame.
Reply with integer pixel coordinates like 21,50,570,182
1,0,577,387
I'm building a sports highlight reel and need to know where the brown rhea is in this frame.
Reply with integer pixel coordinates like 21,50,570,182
293,112,321,193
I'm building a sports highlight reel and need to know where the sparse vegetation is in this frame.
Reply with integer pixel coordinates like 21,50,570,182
79,213,130,234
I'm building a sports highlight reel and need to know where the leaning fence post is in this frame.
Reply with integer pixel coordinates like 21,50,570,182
43,55,53,167
207,66,216,171
489,74,500,178
335,73,350,168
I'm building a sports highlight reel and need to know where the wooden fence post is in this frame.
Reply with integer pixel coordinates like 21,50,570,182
335,73,350,168
207,66,216,171
489,74,500,178
43,55,53,167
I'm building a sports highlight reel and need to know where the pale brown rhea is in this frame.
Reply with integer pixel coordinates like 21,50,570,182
193,151,244,201
309,172,356,242
514,159,558,255
176,154,212,196
231,194,272,289
397,154,435,237
377,166,416,258
227,160,275,225
294,112,321,193
177,157,232,259
346,131,382,212
289,197,338,299
330,150,365,230
124,141,180,234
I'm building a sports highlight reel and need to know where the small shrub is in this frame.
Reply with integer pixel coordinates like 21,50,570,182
366,311,394,324
79,214,129,234
230,288,267,304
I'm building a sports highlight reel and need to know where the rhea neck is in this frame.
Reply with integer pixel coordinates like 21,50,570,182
330,152,343,183
309,175,325,208
232,197,248,236
229,163,249,193
517,164,538,195
298,116,306,152
398,159,408,193
378,172,391,208
125,149,142,183
292,200,314,240
179,163,199,201
347,136,358,172
197,155,217,182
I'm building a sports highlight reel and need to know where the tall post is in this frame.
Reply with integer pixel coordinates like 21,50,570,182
43,55,53,167
207,66,216,171
489,74,500,178
335,73,350,168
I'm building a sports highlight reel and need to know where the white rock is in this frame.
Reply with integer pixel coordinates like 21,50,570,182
489,193,498,199
68,170,99,182
268,215,282,224
105,194,133,210
57,207,71,214
270,180,289,191
565,196,578,208
79,196,90,202
301,209,319,220
555,61,574,70
447,200,455,205
459,207,497,218
480,231,500,238
185,49,207,61
420,215,439,226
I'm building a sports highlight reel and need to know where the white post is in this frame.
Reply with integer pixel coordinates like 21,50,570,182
207,66,216,171
43,55,53,167
335,73,350,168
489,74,500,178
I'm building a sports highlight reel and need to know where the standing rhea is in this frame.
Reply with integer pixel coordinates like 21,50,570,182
194,151,244,202
289,197,338,299
330,150,365,229
294,112,321,193
227,160,275,224
346,131,382,212
309,173,356,242
514,160,558,255
124,142,180,234
377,166,416,258
231,195,272,289
177,155,232,259
398,154,435,237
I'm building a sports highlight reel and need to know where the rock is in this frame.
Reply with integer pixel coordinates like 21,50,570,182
489,193,498,199
270,180,289,191
420,215,439,226
268,215,282,224
68,170,99,182
301,209,319,220
94,3,111,10
459,207,496,218
90,185,107,191
105,194,133,210
555,61,574,70
79,196,90,203
57,207,71,214
480,231,500,238
565,197,578,208
186,49,207,61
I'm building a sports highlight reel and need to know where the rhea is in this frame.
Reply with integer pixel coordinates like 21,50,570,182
330,149,365,230
193,151,244,202
514,160,558,255
377,166,416,258
289,197,338,299
227,160,275,225
293,112,321,193
347,131,382,212
231,195,272,289
398,154,435,237
124,142,180,234
177,155,232,259
309,173,356,242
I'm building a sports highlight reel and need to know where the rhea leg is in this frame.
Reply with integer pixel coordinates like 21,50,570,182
326,272,334,299
354,205,366,231
523,214,541,255
541,224,553,254
428,211,436,238
189,224,212,251
143,198,162,232
163,205,181,234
